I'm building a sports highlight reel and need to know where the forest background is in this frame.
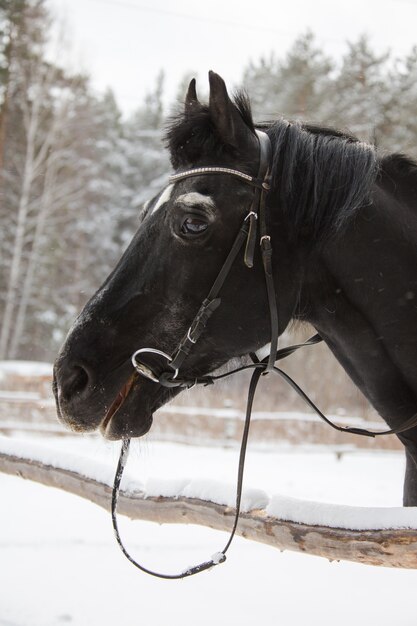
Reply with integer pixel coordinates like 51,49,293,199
1,0,416,414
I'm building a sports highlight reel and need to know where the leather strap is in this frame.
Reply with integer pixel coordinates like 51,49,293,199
167,221,250,376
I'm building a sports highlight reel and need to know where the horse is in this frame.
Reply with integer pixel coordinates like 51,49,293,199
53,71,417,506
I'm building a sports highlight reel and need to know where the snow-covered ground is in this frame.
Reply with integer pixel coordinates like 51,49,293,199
1,435,416,626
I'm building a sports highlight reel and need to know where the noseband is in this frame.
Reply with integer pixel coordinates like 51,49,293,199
111,129,417,580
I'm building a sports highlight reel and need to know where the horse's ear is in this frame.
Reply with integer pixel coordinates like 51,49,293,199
209,70,250,148
185,78,198,113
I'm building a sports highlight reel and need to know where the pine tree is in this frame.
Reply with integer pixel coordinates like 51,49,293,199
242,52,282,119
243,32,333,121
382,47,417,156
276,31,333,120
323,35,391,142
123,71,170,223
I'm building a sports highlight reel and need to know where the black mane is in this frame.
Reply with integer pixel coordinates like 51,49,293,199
266,119,378,242
166,92,379,244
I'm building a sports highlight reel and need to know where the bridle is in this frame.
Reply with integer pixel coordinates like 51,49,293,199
111,129,417,580
132,130,276,387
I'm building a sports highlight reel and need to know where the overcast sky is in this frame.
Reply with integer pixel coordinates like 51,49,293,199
47,0,417,115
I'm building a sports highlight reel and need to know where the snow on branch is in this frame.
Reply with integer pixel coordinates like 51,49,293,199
1,438,417,569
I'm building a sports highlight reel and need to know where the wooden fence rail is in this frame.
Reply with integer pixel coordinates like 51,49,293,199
1,446,417,569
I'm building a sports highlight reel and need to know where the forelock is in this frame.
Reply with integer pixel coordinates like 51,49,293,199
164,91,255,169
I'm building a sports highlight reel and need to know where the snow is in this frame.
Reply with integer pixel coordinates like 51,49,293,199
145,476,190,498
2,435,414,527
0,436,123,489
1,434,416,626
180,479,268,512
0,360,53,378
4,436,414,527
267,494,417,530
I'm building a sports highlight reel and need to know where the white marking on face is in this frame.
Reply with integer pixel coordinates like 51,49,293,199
255,343,271,360
138,199,151,222
176,192,215,209
151,184,174,214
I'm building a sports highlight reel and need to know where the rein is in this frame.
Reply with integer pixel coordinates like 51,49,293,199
111,129,417,580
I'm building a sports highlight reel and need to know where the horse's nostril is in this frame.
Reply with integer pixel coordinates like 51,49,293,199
70,365,90,394
59,363,91,400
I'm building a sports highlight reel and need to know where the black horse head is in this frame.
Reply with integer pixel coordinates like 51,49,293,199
54,73,292,439
54,71,417,506
53,71,377,441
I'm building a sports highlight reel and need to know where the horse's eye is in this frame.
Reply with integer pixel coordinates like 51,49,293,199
181,217,208,235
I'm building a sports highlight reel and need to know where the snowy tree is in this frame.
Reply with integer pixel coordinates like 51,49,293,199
26,83,130,359
381,47,417,157
243,32,333,121
0,0,61,359
242,52,282,119
322,35,391,142
0,0,126,359
122,72,170,236
0,1,172,361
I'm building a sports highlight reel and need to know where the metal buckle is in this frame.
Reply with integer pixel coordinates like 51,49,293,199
187,327,197,344
131,348,178,383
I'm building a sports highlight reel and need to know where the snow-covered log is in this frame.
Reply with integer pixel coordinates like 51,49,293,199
1,440,417,569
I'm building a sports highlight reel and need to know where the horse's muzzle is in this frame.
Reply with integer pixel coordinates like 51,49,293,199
53,352,177,440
